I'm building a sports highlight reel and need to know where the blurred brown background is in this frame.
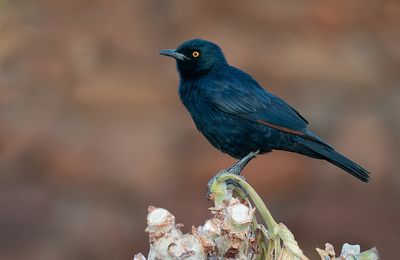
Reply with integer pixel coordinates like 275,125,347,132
0,0,399,259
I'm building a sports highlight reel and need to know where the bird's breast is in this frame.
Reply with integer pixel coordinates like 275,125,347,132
179,80,229,136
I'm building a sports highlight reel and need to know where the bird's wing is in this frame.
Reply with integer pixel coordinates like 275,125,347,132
204,72,310,137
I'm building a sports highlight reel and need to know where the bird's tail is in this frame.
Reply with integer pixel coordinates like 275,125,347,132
293,139,370,182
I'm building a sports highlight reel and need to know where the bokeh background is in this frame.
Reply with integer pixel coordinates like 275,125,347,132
0,0,399,259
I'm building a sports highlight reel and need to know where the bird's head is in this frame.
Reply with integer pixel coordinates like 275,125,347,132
159,39,227,80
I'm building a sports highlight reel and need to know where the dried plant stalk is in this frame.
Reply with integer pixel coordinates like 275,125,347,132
135,172,379,260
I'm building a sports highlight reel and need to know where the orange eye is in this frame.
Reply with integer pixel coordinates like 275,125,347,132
192,51,200,58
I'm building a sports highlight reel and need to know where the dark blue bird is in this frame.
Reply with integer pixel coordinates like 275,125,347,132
159,39,370,182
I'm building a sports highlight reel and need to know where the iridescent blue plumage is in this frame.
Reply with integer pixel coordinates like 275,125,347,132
160,39,370,182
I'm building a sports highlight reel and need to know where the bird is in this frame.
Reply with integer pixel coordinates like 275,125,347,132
159,39,370,182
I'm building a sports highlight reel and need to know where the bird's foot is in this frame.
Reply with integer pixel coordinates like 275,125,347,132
207,150,259,198
206,170,247,200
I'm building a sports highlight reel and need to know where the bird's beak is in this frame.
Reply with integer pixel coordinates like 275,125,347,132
159,49,189,61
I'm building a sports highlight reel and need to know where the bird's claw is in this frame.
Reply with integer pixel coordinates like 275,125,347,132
206,170,248,199
206,150,259,198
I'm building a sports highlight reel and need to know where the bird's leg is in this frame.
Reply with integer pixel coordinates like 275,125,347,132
207,150,260,198
226,150,260,175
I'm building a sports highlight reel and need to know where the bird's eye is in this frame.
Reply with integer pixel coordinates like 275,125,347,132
192,51,200,58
